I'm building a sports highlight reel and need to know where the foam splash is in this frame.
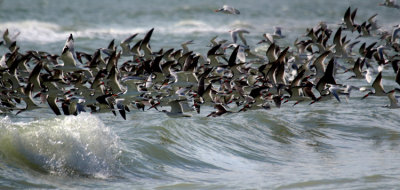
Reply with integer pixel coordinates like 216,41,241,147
0,114,121,178
0,20,66,43
168,20,229,34
0,19,232,44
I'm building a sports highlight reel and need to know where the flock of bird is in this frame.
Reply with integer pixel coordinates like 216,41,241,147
0,3,400,119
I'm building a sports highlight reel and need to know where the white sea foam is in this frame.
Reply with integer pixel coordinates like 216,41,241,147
0,114,121,177
0,20,67,43
75,20,229,39
0,19,232,44
168,20,229,34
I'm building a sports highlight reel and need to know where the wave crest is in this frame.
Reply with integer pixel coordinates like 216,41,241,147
0,114,121,178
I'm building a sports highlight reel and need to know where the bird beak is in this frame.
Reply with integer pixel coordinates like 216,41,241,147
361,93,369,99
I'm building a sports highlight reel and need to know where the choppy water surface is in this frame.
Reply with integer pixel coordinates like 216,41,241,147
0,0,400,189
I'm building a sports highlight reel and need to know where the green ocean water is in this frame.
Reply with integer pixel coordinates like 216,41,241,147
0,0,400,189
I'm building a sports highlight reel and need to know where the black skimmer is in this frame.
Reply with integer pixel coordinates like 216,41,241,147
207,104,232,117
258,27,286,45
95,93,117,115
106,65,124,93
342,7,359,32
181,40,194,54
161,99,192,118
120,33,139,56
367,14,380,32
207,44,223,67
346,57,365,80
266,43,279,62
58,46,88,72
1,5,400,120
316,58,337,94
385,89,400,108
283,70,309,105
332,27,346,57
313,51,331,79
229,28,249,46
28,61,43,92
392,25,400,43
362,72,386,99
15,83,40,115
303,81,317,103
2,29,20,49
140,28,155,60
68,97,86,116
379,0,400,9
131,39,143,59
214,5,240,15
46,92,62,115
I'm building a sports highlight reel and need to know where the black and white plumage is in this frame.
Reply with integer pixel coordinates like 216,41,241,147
215,5,240,15
162,100,192,118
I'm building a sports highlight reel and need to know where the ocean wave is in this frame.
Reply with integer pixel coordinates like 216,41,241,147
0,114,121,178
0,20,66,44
169,20,229,34
0,19,232,45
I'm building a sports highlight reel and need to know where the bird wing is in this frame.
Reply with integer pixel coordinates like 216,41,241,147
228,45,239,67
372,72,385,93
120,33,138,53
238,31,249,46
237,46,246,62
274,27,282,36
179,101,193,112
368,13,378,24
333,27,343,48
388,91,398,107
231,31,238,44
76,102,86,114
350,8,358,24
141,28,154,57
116,99,126,120
264,33,274,44
47,95,61,115
207,44,222,57
169,100,183,113
329,87,341,102
392,27,400,42
121,33,138,44
343,7,353,29
210,35,218,46
223,5,240,14
60,46,77,68
313,51,330,78
64,34,75,58
215,104,228,113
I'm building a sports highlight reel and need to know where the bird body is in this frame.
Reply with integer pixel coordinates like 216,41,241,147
229,28,250,46
162,100,192,118
215,5,240,14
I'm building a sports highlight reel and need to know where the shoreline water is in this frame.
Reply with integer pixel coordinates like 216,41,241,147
0,1,400,189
